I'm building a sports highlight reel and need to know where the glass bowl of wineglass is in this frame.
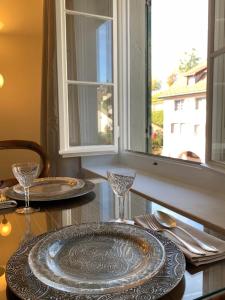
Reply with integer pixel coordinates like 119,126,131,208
12,162,40,214
107,168,136,224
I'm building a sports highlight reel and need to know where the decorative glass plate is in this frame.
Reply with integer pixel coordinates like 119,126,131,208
6,226,186,300
13,177,85,197
5,180,94,202
28,223,166,294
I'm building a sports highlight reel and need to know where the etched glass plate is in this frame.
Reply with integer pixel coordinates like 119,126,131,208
6,180,94,202
6,227,186,300
28,223,166,294
13,177,85,197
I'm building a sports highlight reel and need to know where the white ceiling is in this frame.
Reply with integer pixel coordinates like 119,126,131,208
0,0,43,36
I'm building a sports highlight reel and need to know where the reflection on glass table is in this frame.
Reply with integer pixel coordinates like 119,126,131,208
1,181,225,300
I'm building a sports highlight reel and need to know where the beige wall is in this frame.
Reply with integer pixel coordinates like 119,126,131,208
0,0,43,178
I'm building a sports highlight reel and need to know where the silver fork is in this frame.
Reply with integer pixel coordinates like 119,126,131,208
144,215,206,256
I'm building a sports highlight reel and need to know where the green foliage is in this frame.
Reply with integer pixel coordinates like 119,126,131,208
152,93,161,103
152,130,163,148
152,110,163,128
152,79,162,91
179,48,200,72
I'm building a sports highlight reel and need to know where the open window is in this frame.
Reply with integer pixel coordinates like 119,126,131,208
56,0,118,156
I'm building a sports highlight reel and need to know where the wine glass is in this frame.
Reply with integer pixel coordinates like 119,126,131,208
107,168,136,224
12,162,40,214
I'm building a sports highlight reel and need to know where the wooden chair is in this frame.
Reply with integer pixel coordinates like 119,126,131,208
0,140,50,188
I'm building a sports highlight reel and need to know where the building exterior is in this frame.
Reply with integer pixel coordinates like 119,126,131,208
158,64,207,162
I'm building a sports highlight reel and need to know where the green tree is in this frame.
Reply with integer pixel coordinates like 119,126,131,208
152,110,163,128
151,79,162,91
179,48,200,72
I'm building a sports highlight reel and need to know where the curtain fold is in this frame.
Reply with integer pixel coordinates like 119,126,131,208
41,0,81,177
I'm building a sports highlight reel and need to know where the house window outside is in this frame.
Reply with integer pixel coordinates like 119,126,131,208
171,123,180,134
195,98,205,110
194,124,200,135
174,100,184,111
180,123,188,135
171,123,175,134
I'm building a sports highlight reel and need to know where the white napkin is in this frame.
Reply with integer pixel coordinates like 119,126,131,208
134,214,225,266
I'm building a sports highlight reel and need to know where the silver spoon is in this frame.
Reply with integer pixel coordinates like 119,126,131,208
154,211,218,253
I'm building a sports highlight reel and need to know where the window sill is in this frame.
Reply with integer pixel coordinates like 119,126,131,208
59,147,118,157
82,161,225,235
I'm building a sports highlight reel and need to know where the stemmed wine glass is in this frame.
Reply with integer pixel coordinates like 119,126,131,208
107,168,136,224
12,162,40,214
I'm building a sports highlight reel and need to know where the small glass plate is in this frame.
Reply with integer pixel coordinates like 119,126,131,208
13,177,85,197
28,223,166,294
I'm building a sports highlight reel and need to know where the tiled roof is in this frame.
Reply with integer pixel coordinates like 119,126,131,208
158,78,206,99
183,62,207,76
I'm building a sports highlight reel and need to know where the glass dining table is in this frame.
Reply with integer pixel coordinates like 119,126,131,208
0,180,225,300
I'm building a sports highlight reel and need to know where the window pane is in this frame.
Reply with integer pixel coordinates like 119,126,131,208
128,0,208,163
68,84,114,146
66,0,113,17
211,54,225,161
174,100,184,111
214,0,225,51
66,14,113,83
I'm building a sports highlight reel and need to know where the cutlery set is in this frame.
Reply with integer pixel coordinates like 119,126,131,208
144,211,218,256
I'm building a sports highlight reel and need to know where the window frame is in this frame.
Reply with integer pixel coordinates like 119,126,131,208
55,0,119,157
117,0,225,183
174,99,184,111
195,97,204,110
65,0,225,189
205,0,225,171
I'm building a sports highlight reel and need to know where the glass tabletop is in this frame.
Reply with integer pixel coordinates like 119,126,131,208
0,180,225,300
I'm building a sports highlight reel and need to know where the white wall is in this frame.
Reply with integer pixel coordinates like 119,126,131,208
0,1,43,178
163,94,206,162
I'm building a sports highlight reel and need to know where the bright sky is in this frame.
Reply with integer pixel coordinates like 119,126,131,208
151,0,208,85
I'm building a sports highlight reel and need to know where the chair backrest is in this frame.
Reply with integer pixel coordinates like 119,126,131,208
0,140,50,188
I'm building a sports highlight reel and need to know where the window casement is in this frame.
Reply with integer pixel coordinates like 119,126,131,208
195,98,204,110
174,100,184,111
171,123,185,135
55,0,225,188
194,124,200,135
206,0,225,166
171,123,175,134
56,0,118,156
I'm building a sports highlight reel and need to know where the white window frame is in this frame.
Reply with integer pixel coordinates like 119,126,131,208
55,0,119,157
116,0,225,185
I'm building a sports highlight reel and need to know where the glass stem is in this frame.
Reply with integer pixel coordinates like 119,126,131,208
118,194,126,221
24,187,30,208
